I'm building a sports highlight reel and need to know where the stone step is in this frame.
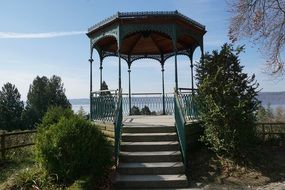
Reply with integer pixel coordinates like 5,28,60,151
115,174,188,188
121,141,179,152
123,125,176,133
122,133,177,142
118,162,184,175
120,151,182,162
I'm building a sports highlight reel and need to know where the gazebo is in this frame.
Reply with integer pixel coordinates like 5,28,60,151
86,11,206,188
86,11,206,118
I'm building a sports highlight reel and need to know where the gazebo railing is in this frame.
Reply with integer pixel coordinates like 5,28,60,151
91,89,118,122
91,89,123,165
174,88,199,166
122,92,174,116
177,88,199,121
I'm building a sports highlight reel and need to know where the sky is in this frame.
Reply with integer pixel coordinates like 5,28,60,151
0,0,284,101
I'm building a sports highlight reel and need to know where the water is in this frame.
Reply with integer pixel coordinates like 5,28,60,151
71,96,174,115
72,104,90,114
71,98,285,115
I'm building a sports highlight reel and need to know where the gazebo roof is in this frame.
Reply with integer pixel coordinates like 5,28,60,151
87,11,206,63
87,11,205,33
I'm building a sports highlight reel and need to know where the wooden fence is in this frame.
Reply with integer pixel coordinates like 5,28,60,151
0,130,37,160
0,122,284,160
256,122,285,143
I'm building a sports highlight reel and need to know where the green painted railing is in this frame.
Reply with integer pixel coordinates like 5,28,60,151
174,88,199,166
122,93,174,115
178,88,199,121
91,90,118,122
174,91,187,166
114,90,123,165
91,89,123,164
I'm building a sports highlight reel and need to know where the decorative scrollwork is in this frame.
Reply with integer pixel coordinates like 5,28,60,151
88,11,205,65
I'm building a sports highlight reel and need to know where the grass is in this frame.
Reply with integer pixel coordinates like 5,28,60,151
0,146,115,190
0,147,35,185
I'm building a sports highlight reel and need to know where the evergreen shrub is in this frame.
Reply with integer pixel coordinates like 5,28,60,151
196,44,260,158
36,109,112,182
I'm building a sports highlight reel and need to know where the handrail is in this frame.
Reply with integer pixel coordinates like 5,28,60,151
174,90,187,166
122,92,174,96
114,89,123,166
91,89,118,122
92,89,118,96
178,87,197,91
123,92,162,96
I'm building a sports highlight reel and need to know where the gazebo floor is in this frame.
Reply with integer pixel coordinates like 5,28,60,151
123,115,175,126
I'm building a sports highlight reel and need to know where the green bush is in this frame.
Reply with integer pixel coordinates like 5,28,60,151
141,106,151,115
196,44,260,158
130,106,141,115
36,114,112,183
39,106,74,128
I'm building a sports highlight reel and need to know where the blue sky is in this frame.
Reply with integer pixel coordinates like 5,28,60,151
0,0,284,100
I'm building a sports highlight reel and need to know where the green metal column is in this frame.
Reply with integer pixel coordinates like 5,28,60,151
190,57,194,95
200,45,204,61
172,24,178,92
128,65,132,115
161,62,166,115
99,58,103,90
118,51,122,91
174,49,178,91
89,56,94,120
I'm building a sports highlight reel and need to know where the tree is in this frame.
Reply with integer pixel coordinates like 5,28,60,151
141,106,151,115
274,106,285,122
196,44,260,158
77,106,87,119
100,81,111,96
130,106,141,115
256,104,274,122
23,75,71,128
0,83,24,131
229,0,285,75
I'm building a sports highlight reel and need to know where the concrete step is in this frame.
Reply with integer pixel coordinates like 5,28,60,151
121,141,179,152
120,151,182,162
122,133,177,142
115,174,188,188
118,162,184,175
123,125,176,133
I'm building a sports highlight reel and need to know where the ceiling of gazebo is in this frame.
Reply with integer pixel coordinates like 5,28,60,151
87,11,206,61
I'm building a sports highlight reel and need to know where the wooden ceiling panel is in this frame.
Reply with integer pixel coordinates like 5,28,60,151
96,36,117,51
132,36,160,55
95,31,198,56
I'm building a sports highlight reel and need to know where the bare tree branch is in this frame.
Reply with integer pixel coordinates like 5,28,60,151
229,0,285,76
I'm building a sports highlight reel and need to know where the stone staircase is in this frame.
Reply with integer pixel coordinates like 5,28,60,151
114,123,188,189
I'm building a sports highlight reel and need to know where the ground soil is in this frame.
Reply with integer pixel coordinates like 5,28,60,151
188,145,285,189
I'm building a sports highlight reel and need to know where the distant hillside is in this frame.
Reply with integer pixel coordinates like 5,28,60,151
257,91,285,105
69,98,89,105
69,92,285,106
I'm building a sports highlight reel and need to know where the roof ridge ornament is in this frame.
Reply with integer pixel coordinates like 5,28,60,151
87,11,205,33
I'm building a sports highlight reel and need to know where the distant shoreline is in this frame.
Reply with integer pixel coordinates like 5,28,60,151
69,91,285,106
70,91,285,114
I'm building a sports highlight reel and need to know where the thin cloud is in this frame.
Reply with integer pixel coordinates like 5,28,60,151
0,31,86,39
